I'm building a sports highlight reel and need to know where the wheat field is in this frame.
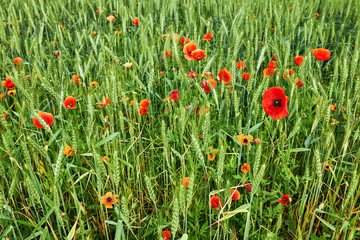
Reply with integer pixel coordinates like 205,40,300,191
0,0,360,239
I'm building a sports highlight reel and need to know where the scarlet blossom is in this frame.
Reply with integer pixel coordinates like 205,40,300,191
242,72,250,80
268,61,276,69
218,69,231,83
140,99,150,108
2,113,8,119
197,107,209,116
139,107,148,115
237,134,253,145
210,195,223,210
206,146,218,161
14,57,23,65
312,48,330,61
170,89,179,101
241,163,251,173
315,13,319,18
102,156,110,162
64,96,77,109
263,67,276,78
297,80,303,88
91,81,98,87
162,230,171,240
277,195,290,205
202,78,217,92
96,9,99,13
180,37,190,45
180,177,190,188
283,69,294,79
272,54,277,61
55,51,59,58
33,112,54,129
63,145,74,157
2,78,15,89
101,98,110,107
203,33,214,41
101,192,118,208
72,75,79,84
230,189,240,200
294,56,304,66
330,103,336,111
236,61,247,70
161,50,172,59
254,138,260,144
245,183,252,192
107,15,115,22
183,42,197,60
159,71,165,75
262,87,289,120
132,17,140,25
188,70,196,78
191,49,206,60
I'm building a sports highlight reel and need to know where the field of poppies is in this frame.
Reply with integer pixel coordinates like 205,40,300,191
1,0,360,239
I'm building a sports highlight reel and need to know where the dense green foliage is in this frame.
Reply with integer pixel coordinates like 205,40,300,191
1,0,360,239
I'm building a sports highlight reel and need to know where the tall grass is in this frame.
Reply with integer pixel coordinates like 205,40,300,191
0,0,360,239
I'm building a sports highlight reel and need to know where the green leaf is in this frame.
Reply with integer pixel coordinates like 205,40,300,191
289,148,311,153
95,132,120,147
249,122,263,133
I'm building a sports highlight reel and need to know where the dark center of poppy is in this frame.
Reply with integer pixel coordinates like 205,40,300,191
69,103,73,106
273,99,282,108
243,138,248,143
106,197,112,202
282,196,287,201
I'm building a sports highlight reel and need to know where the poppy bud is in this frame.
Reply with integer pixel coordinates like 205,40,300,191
297,80,304,88
55,51,60,58
245,183,252,192
254,138,260,144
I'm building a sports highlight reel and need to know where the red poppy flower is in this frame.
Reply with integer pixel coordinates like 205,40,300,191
245,183,252,192
170,89,179,101
183,42,197,60
283,69,294,79
297,80,304,88
14,57,23,65
263,67,276,78
230,189,240,200
294,56,304,66
188,70,196,78
159,71,165,75
202,78,217,92
272,54,277,61
268,61,276,69
180,177,190,188
191,49,206,60
64,96,77,109
140,99,150,108
241,163,251,173
312,48,330,61
139,107,148,115
33,112,54,129
236,61,247,70
162,50,172,59
203,33,214,41
242,72,250,80
218,69,231,83
262,87,289,120
277,195,290,205
132,17,140,25
180,37,190,45
210,195,223,210
2,78,15,89
162,230,171,240
72,75,79,84
101,98,110,107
